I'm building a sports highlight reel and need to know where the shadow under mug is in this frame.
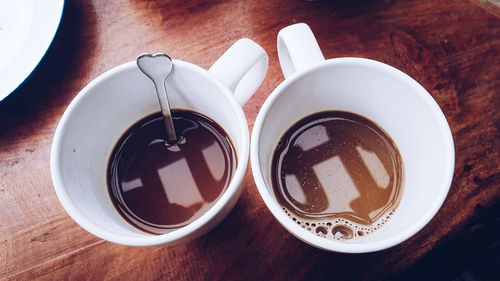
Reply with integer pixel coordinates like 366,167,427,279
250,23,455,253
51,38,268,246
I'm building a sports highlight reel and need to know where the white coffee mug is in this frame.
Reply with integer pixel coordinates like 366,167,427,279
250,23,454,253
51,38,268,246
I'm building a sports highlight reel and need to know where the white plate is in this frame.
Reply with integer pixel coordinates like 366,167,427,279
0,0,64,101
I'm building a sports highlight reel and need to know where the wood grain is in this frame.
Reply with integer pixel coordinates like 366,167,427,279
1,0,499,280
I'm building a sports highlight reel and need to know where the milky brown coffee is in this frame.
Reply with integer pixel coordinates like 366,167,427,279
271,111,403,240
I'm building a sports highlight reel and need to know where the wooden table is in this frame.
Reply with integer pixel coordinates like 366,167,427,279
1,0,499,280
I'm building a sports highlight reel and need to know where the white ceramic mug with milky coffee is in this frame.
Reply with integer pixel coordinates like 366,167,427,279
250,23,455,253
51,38,268,246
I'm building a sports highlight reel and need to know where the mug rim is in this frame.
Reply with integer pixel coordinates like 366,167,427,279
51,59,250,246
250,57,455,253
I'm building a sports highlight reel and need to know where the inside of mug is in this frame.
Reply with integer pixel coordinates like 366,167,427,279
54,61,245,238
257,59,454,243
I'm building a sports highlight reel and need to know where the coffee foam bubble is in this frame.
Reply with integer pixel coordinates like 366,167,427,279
281,206,395,241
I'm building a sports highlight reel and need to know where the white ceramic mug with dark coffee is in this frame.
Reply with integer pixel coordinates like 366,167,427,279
51,38,268,246
250,23,454,253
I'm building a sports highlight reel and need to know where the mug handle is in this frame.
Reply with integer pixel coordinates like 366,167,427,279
277,23,325,79
209,38,268,105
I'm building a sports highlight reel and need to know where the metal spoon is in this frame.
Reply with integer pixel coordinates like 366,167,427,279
137,53,177,145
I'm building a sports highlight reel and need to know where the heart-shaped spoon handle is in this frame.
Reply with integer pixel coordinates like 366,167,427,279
137,53,177,145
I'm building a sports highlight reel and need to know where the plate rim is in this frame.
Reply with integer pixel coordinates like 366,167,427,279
0,0,65,102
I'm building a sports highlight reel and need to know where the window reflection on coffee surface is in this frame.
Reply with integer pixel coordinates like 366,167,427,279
271,111,403,240
108,110,236,235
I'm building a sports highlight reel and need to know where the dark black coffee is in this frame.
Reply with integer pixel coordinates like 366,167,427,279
107,110,236,234
271,111,403,240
